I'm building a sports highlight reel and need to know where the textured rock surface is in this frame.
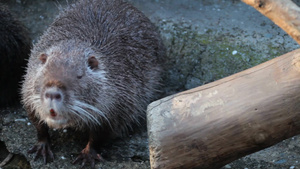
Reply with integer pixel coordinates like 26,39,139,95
0,0,300,168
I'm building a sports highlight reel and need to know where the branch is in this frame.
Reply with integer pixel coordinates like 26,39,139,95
242,0,300,45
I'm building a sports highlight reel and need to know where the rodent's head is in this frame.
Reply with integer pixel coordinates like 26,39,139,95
25,41,112,129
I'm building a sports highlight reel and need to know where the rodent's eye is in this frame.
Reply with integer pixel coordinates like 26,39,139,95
39,53,48,64
88,56,98,70
77,75,83,79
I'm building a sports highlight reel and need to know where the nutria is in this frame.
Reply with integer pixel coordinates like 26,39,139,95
21,0,165,167
0,4,31,107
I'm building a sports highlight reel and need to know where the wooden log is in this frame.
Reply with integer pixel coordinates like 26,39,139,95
147,49,300,169
242,0,300,45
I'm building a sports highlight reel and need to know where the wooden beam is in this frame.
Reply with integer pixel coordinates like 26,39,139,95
147,49,300,169
242,0,300,45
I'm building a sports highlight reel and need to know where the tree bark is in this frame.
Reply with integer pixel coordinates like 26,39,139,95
147,49,300,169
242,0,300,45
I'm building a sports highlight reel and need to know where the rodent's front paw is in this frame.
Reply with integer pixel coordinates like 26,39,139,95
28,140,54,164
72,146,104,168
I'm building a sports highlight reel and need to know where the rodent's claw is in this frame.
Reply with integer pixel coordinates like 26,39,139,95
28,141,54,164
73,147,104,168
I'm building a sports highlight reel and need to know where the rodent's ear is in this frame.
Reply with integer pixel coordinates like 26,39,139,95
88,56,98,70
39,53,48,64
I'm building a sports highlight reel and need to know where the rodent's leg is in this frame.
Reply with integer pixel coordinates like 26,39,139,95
27,110,54,164
73,129,104,168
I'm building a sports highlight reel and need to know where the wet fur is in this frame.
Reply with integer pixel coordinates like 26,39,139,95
0,4,31,107
22,0,165,136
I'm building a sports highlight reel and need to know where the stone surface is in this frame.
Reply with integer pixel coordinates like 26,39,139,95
0,0,300,168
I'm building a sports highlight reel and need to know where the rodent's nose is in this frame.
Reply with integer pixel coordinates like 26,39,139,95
45,91,62,101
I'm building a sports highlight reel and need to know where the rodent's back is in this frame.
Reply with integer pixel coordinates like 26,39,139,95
0,4,31,107
31,0,164,58
29,0,164,89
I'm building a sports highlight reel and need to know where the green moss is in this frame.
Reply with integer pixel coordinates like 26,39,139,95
157,19,287,93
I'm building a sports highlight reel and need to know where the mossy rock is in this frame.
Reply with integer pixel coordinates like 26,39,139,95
157,19,288,94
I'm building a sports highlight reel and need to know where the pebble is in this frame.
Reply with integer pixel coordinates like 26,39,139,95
232,50,238,55
275,159,287,164
224,164,231,168
14,119,26,122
